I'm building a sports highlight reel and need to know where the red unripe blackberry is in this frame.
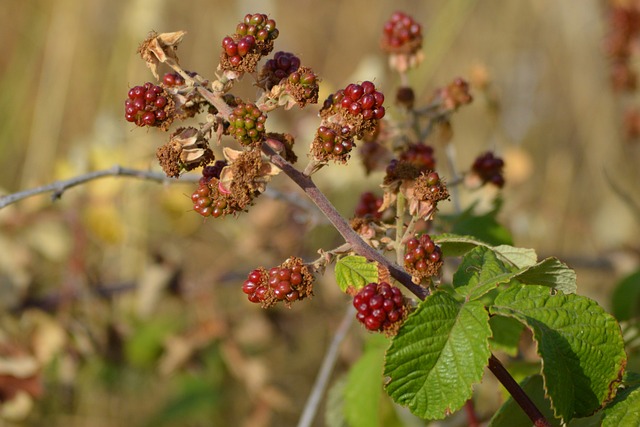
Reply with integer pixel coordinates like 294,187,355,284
471,151,505,188
381,11,423,54
241,258,313,307
162,72,185,87
353,282,406,333
335,81,385,121
404,234,443,280
123,82,172,128
354,191,383,220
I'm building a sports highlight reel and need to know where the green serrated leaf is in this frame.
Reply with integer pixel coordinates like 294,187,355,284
433,234,537,268
513,257,577,294
600,371,640,427
335,256,379,292
488,375,562,427
453,246,517,300
384,291,491,420
432,233,488,257
492,245,538,268
491,285,626,422
344,344,386,427
489,315,524,357
611,270,640,321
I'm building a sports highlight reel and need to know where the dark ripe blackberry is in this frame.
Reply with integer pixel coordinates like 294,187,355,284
201,160,228,182
123,82,172,128
399,143,436,172
353,282,407,334
259,51,301,90
471,151,505,188
404,234,443,280
381,11,423,53
354,191,383,220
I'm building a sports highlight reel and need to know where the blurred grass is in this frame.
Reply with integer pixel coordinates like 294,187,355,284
0,0,639,426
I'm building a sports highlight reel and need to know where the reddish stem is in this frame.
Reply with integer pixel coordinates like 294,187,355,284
464,399,480,427
262,141,551,427
488,355,551,427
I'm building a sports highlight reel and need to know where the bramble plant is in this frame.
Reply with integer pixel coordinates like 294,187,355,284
1,9,639,427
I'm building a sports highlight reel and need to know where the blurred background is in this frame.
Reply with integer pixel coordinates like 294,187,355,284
0,0,639,426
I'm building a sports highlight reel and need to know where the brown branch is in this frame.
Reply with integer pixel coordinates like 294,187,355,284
262,142,427,299
488,355,551,427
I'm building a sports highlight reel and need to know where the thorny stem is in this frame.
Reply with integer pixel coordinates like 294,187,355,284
297,305,355,427
262,142,428,300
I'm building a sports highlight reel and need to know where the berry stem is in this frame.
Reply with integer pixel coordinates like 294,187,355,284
488,355,552,427
262,141,428,300
395,192,407,265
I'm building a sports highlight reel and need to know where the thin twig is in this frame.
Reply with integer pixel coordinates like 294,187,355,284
297,305,355,427
0,166,197,209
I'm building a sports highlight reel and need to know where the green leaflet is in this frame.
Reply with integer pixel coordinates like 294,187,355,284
343,343,386,427
601,372,640,427
491,284,626,423
334,255,379,293
452,246,577,301
384,291,491,420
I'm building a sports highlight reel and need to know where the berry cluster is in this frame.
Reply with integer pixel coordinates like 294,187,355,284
285,67,320,106
399,143,436,172
314,125,354,159
404,234,443,280
220,14,279,73
439,78,473,111
191,181,228,218
222,35,258,67
124,82,172,128
605,5,640,91
162,72,185,87
258,51,301,90
413,171,449,204
471,151,505,188
381,11,422,53
354,192,383,220
241,258,313,308
332,81,385,121
228,102,267,146
353,282,406,333
236,13,279,42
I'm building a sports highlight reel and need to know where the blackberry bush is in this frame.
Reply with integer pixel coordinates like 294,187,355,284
59,8,636,427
